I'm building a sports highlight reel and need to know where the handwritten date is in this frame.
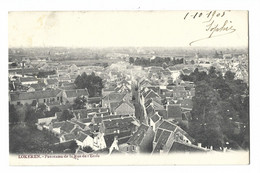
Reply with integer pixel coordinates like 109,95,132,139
184,11,236,46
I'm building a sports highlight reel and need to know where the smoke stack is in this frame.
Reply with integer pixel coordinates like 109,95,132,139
22,61,25,77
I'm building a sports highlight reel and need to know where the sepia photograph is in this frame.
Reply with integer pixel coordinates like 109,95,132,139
8,10,249,165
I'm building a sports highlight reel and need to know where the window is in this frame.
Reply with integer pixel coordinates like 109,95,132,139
44,99,46,103
17,102,20,105
57,97,59,101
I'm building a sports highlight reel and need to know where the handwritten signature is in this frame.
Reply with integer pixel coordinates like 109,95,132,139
184,11,236,46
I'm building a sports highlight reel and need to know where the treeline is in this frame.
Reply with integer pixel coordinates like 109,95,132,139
74,72,104,97
180,67,249,150
129,57,184,67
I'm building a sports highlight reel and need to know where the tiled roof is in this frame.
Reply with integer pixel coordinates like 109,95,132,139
10,89,62,101
158,120,178,132
79,118,92,124
102,116,135,131
76,132,89,142
29,83,46,90
114,100,134,111
104,130,132,148
143,89,160,99
170,141,207,152
153,130,172,153
52,121,65,128
71,120,87,130
146,104,155,118
167,104,182,119
103,92,126,101
20,77,38,82
63,133,76,141
145,98,164,110
46,78,58,85
127,124,149,146
109,102,121,112
154,128,163,143
65,89,89,98
151,112,161,123
60,121,76,134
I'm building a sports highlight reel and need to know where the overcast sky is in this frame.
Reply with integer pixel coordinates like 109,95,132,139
8,11,248,48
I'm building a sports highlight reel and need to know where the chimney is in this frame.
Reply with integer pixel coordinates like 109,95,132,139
22,60,25,77
197,143,202,148
12,81,15,90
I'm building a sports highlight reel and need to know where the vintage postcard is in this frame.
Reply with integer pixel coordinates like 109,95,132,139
8,11,249,165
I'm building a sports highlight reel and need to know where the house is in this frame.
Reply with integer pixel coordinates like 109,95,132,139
9,68,39,76
45,78,59,88
166,104,182,121
71,109,89,119
181,68,194,75
62,89,89,104
143,89,160,100
102,92,126,103
115,84,131,93
126,124,155,153
59,82,76,90
102,87,116,97
150,112,163,131
20,77,38,85
94,130,133,151
27,83,46,92
78,118,92,126
102,92,130,109
70,120,89,131
145,98,164,111
9,89,63,105
152,120,203,154
60,133,77,143
113,100,135,115
69,64,79,73
99,116,137,135
92,115,135,151
49,121,65,135
37,113,57,129
179,98,193,111
76,131,94,149
60,120,77,134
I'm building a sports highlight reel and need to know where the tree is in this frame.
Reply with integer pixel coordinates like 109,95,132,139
72,96,87,110
82,146,94,153
50,106,61,114
74,72,104,97
24,104,37,126
224,71,235,81
60,110,74,121
38,103,48,112
189,81,224,149
9,104,19,124
129,57,135,64
69,140,78,153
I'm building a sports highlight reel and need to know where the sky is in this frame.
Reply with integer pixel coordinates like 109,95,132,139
8,11,248,48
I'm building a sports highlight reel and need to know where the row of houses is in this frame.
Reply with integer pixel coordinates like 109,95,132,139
36,105,209,154
9,88,89,106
